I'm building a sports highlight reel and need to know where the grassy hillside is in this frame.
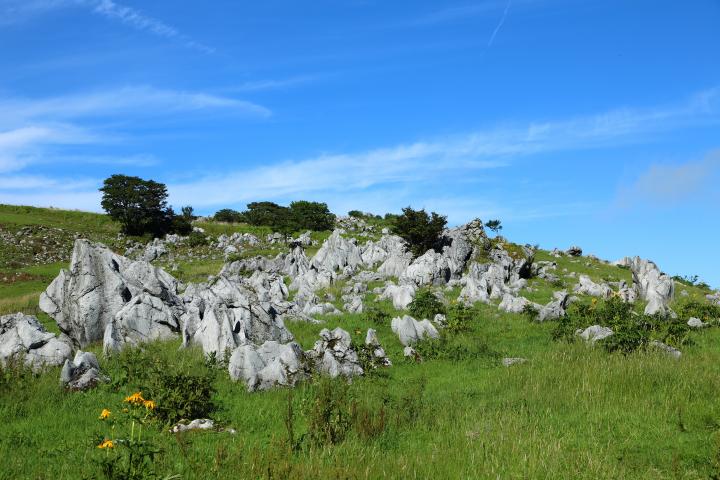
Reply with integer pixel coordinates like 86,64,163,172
1,205,719,479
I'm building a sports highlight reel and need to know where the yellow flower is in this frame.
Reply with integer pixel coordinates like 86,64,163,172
97,439,115,449
124,392,144,405
143,400,156,411
99,409,111,420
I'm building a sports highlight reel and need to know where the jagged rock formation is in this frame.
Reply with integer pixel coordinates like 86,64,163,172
574,275,613,299
391,315,439,346
311,230,362,272
458,246,532,305
60,350,107,390
498,294,540,314
0,313,72,370
400,250,451,287
379,283,416,310
626,257,675,316
537,291,571,322
228,340,307,391
180,274,294,356
40,240,182,348
307,327,363,378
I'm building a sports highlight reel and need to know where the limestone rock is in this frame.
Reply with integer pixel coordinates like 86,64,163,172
365,328,392,367
400,250,451,287
687,317,707,328
379,284,416,310
40,239,182,348
0,313,72,370
498,294,540,314
574,275,613,299
311,230,362,272
650,340,681,359
537,291,570,322
307,328,363,379
502,357,527,367
60,350,107,390
577,325,614,343
626,257,675,317
228,341,307,391
391,315,439,346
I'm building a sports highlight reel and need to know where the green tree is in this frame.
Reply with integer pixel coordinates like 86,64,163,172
392,207,447,257
180,206,195,220
485,219,503,235
289,201,335,231
213,208,245,223
100,174,174,236
243,201,287,226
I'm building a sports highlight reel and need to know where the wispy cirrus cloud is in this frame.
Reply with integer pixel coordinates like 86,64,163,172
617,150,720,207
0,86,269,172
0,0,214,53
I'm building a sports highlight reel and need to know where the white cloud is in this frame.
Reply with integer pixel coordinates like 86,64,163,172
0,0,214,53
0,86,270,126
618,150,720,206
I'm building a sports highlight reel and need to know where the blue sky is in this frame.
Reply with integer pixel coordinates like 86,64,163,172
0,0,719,286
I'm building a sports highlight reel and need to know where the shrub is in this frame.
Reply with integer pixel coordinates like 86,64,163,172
307,377,352,447
392,206,447,257
288,201,335,231
408,289,446,320
364,306,391,326
445,303,474,333
675,300,720,323
413,335,499,362
186,231,208,247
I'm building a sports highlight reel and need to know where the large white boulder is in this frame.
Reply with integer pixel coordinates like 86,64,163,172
574,275,613,299
391,315,439,346
307,328,363,379
626,257,675,316
399,250,451,287
40,239,182,348
379,284,416,310
311,230,363,272
228,341,307,391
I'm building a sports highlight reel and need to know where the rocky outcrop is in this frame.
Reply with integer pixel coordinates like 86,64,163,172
103,293,181,353
379,284,416,310
649,340,681,359
400,250,451,287
439,219,485,279
498,294,540,314
228,341,307,391
537,291,570,322
311,230,362,272
458,246,532,305
60,350,107,390
306,328,363,379
0,313,72,370
574,275,613,299
626,257,675,316
391,315,439,346
180,276,294,356
40,240,182,348
141,238,168,262
577,325,613,343
566,246,583,257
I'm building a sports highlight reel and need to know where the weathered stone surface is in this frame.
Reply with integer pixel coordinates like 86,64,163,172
626,257,675,316
379,284,416,310
574,275,613,299
0,313,72,370
687,317,707,328
343,295,364,313
650,340,681,359
439,219,485,279
399,250,451,287
377,249,413,278
391,315,439,346
311,230,362,272
40,240,182,348
498,294,540,314
282,246,311,278
220,255,283,276
307,328,363,378
537,291,570,322
365,328,391,367
60,350,107,390
180,276,294,356
141,238,168,262
577,325,614,343
458,246,533,305
228,341,307,391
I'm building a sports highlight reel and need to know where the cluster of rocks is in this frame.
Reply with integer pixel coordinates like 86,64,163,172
0,225,78,266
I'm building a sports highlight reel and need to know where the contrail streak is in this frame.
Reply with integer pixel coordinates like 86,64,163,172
488,0,512,47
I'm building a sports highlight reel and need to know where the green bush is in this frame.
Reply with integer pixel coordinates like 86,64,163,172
675,300,720,323
408,289,446,320
392,206,447,257
213,208,245,223
445,303,474,333
307,377,352,447
186,231,208,247
364,306,391,326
